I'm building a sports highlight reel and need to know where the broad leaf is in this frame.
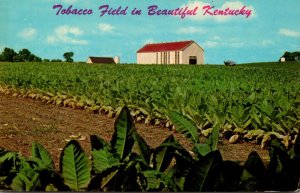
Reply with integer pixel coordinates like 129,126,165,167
142,170,176,191
90,135,110,151
294,133,300,158
31,142,54,169
239,169,258,192
185,150,223,191
111,106,135,160
88,166,119,191
92,148,120,174
168,111,199,143
193,144,211,157
60,140,91,191
132,130,151,165
221,161,243,191
206,127,219,151
152,135,176,172
244,151,265,181
10,168,41,191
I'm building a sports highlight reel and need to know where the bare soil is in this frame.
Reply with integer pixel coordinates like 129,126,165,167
0,93,269,168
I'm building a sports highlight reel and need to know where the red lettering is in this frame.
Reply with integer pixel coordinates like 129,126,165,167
203,5,214,16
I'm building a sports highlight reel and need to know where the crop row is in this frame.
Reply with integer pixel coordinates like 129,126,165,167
0,62,299,146
1,107,300,191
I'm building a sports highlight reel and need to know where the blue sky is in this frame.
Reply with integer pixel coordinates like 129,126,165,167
0,0,299,64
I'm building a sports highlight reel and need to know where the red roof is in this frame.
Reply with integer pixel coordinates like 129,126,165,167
137,40,194,53
88,57,116,64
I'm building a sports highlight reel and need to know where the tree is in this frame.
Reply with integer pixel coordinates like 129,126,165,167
282,51,300,62
33,56,42,62
43,59,50,62
18,49,32,62
51,59,62,62
0,47,17,62
63,52,74,63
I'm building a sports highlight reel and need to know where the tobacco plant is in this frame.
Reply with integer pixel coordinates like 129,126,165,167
0,62,299,144
0,106,300,191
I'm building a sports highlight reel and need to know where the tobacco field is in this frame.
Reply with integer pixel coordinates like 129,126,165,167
0,62,299,146
1,107,300,191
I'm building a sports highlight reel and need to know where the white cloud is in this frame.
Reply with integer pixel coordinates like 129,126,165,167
227,38,245,48
211,36,221,40
177,26,206,34
261,40,275,47
98,23,115,32
61,0,77,4
203,37,244,48
144,39,155,44
184,1,256,22
204,41,219,48
18,28,37,40
0,45,5,52
278,28,300,38
47,25,88,45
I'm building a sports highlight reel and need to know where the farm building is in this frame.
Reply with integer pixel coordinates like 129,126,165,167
86,56,120,64
137,40,204,65
280,57,286,62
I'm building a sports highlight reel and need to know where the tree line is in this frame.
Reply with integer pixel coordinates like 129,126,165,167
0,47,74,63
281,51,300,62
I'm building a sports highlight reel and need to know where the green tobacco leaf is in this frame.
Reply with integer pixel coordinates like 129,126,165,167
60,140,91,191
92,148,120,174
142,170,176,191
294,133,300,157
142,170,163,191
239,169,258,192
221,161,244,191
132,130,151,165
206,127,219,151
152,135,176,172
193,144,211,157
111,106,135,160
244,151,265,181
185,150,223,191
168,111,199,143
88,166,119,191
90,135,110,151
10,168,41,191
31,142,54,169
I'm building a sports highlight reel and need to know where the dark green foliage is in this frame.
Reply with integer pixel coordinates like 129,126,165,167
111,106,135,160
185,151,223,191
63,52,74,63
152,135,176,172
0,47,17,62
51,59,62,62
60,140,91,191
168,111,199,143
281,51,300,62
0,47,42,62
0,107,300,191
0,62,299,137
265,137,300,191
31,142,54,169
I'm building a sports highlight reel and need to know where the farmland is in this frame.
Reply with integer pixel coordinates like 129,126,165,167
0,62,299,145
0,61,300,191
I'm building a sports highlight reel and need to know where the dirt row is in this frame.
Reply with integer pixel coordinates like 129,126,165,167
0,93,269,167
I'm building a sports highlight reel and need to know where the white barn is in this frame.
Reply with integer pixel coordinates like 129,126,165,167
137,40,204,65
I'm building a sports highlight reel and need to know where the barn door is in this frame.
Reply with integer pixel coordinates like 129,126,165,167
189,56,197,65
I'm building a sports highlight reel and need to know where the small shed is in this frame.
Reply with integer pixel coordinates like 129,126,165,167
280,57,286,62
86,56,120,64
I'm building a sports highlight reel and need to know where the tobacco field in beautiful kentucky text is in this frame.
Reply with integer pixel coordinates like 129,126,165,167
0,61,299,191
